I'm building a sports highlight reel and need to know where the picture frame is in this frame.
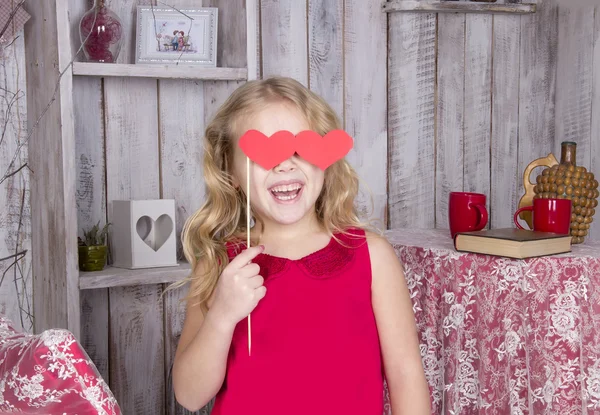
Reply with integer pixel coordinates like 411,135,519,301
135,6,218,66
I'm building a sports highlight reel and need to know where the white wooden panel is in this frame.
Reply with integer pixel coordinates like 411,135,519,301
158,80,205,259
80,289,109,382
109,285,165,412
164,285,212,415
73,74,110,383
517,0,559,213
72,63,247,80
158,1,211,410
247,0,260,80
260,0,308,85
103,1,164,412
491,15,521,229
382,1,536,14
464,14,492,222
0,29,31,332
344,0,388,227
591,6,600,241
25,0,80,337
388,12,437,229
164,286,189,415
555,5,595,240
435,13,465,229
555,6,594,167
308,0,343,120
80,262,190,289
202,0,247,122
104,78,160,201
104,74,165,412
69,0,111,385
73,75,106,242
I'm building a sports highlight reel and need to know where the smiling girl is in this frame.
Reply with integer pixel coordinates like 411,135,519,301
171,76,431,415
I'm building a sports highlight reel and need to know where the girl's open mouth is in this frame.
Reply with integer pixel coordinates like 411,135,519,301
269,183,303,202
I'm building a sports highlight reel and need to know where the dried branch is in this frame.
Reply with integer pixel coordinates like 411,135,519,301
0,5,97,186
0,62,69,185
0,89,22,149
0,251,26,294
1,162,28,181
12,179,27,328
0,251,26,263
0,85,19,95
3,34,20,49
0,0,94,329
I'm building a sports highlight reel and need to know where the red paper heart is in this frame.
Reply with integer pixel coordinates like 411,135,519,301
295,130,353,170
239,130,296,170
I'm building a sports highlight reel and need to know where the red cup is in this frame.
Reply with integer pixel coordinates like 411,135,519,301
449,192,489,238
513,198,572,234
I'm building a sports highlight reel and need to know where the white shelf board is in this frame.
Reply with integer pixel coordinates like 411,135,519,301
79,261,192,290
72,62,248,81
382,1,536,14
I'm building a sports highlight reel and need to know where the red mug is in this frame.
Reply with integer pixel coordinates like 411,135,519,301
449,192,489,238
513,198,572,234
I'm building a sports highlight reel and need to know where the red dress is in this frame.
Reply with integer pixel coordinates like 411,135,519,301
211,227,384,415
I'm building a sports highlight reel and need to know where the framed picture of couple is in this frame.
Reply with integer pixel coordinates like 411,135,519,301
135,6,218,66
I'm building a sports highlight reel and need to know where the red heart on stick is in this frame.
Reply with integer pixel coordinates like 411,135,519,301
295,130,353,170
239,130,296,170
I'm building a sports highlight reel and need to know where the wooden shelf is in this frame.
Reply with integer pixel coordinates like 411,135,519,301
79,261,191,290
382,0,536,14
72,62,248,81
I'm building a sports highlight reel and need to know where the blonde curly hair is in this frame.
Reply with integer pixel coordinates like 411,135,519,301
167,76,376,313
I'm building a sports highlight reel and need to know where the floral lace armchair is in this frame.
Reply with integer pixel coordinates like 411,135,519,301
0,315,121,414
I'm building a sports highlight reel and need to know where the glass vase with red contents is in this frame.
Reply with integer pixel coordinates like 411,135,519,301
79,0,123,63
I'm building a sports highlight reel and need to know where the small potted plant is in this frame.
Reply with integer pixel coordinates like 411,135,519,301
78,221,111,272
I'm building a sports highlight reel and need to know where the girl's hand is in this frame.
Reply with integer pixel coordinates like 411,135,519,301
208,245,266,330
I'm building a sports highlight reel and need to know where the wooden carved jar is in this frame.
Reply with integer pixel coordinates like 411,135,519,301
522,142,599,244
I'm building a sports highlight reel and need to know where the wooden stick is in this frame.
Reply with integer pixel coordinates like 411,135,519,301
246,157,252,356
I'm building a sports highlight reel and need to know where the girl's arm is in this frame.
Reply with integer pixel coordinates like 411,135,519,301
172,245,266,411
367,232,431,415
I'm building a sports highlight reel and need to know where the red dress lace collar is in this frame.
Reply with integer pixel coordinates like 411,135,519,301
225,231,362,280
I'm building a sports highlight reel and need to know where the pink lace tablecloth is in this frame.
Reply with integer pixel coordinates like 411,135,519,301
384,228,600,415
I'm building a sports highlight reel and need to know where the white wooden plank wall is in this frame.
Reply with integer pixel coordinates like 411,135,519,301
388,11,437,228
0,0,595,414
261,0,308,86
555,2,595,238
103,1,165,412
517,0,559,228
491,13,520,229
463,15,492,214
158,0,208,408
25,0,81,337
69,0,111,386
435,12,465,229
592,5,600,242
308,0,343,121
343,0,388,227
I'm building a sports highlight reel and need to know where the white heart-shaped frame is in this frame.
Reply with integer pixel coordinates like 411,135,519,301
135,214,174,252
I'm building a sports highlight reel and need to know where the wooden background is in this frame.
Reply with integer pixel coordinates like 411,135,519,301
0,15,32,333
1,0,599,413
